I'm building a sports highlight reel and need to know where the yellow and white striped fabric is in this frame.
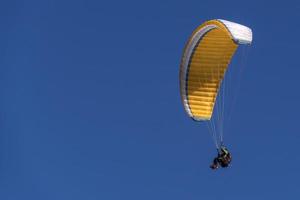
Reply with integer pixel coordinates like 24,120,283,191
179,19,252,121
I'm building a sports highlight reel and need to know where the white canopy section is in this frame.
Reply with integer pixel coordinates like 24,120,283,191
218,19,253,44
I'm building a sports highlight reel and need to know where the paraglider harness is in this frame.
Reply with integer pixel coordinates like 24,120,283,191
210,146,232,170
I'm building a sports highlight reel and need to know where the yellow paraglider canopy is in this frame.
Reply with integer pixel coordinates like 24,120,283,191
180,19,252,121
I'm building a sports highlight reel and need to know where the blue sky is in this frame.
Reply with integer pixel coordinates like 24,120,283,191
0,0,299,199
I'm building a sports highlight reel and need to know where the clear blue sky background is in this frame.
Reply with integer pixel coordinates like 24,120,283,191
0,0,299,199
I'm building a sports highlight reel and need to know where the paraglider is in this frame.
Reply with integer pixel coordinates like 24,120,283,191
210,146,232,170
179,19,252,169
